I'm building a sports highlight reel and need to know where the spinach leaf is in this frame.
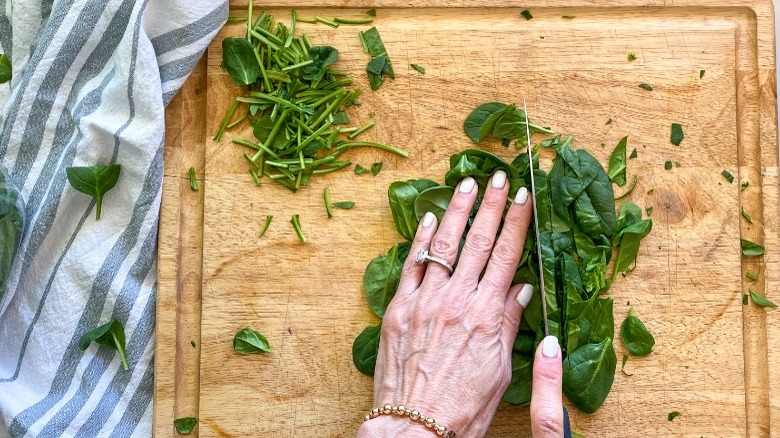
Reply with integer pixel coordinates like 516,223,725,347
620,307,655,356
608,136,628,186
503,353,533,405
521,9,533,20
493,108,554,140
445,149,521,197
463,102,509,143
78,320,129,370
0,54,10,83
670,123,684,146
371,162,383,176
367,9,377,16
410,63,425,74
352,324,381,375
301,46,339,83
700,69,705,78
414,186,454,223
740,238,765,257
173,417,198,435
364,244,403,317
749,290,777,308
221,38,259,85
66,164,121,220
233,328,271,354
668,411,682,421
629,148,637,159
331,111,350,125
355,164,370,175
562,337,617,414
363,27,394,90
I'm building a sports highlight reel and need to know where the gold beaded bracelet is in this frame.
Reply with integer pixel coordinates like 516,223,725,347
363,403,456,437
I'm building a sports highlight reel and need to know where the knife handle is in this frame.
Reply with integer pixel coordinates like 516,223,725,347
562,406,572,438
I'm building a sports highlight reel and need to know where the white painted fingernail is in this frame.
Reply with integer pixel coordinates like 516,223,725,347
422,212,435,227
516,284,533,308
491,170,507,189
459,177,476,193
541,336,560,358
515,187,529,205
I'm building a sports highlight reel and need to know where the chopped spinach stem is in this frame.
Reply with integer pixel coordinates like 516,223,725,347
327,69,349,76
348,121,376,139
281,59,314,71
336,141,409,158
359,31,369,52
312,160,352,174
189,167,199,191
295,16,317,23
227,16,248,24
250,168,261,185
213,99,239,141
315,16,339,28
334,17,374,24
290,214,307,242
324,187,334,218
284,10,296,48
226,111,248,129
259,215,273,237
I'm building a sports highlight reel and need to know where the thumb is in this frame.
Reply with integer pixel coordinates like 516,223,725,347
530,336,565,438
500,284,533,352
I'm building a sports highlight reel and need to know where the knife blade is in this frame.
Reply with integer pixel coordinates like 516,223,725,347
522,99,549,337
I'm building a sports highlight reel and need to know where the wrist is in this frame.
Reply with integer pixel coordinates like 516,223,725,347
357,415,430,438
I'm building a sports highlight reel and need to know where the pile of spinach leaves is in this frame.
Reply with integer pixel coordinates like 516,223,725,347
352,102,654,414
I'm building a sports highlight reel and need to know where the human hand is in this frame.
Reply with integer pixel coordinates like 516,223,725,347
357,170,566,437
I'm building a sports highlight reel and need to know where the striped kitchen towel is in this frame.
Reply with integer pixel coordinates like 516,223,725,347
0,1,227,436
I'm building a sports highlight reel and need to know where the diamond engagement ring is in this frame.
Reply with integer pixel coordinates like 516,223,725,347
415,249,454,274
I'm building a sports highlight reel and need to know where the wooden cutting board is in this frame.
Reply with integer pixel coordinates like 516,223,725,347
154,1,780,436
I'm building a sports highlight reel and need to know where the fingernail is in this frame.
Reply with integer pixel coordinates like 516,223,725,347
459,177,476,193
422,212,435,227
514,187,529,205
541,336,560,358
491,170,507,189
516,284,533,308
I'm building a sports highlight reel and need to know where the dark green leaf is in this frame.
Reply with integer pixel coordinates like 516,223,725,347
363,27,394,90
0,54,10,84
606,118,613,125
233,328,271,354
620,307,655,356
628,53,636,61
521,9,533,20
721,169,734,183
750,289,777,308
608,136,628,186
355,164,370,175
66,165,121,220
371,162,383,176
493,108,553,139
639,83,653,91
366,55,388,75
331,111,350,125
221,38,259,86
743,294,749,305
78,320,129,370
670,123,684,146
503,353,533,405
562,15,576,19
741,238,765,257
463,102,509,143
367,9,377,16
742,208,753,224
414,186,454,223
563,337,617,414
352,324,381,375
333,201,355,209
302,46,339,82
664,161,672,170
410,63,425,74
364,244,403,317
645,206,653,216
668,411,682,421
700,69,705,78
174,417,198,435
629,149,637,159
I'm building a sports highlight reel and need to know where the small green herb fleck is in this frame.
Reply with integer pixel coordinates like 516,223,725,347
749,289,777,308
189,167,199,191
639,83,653,91
290,214,306,243
355,164,370,175
258,215,272,238
668,411,682,421
66,164,122,220
368,112,375,118
647,188,654,195
371,162,383,176
562,15,576,19
191,340,196,348
746,271,758,281
324,187,334,218
194,88,202,95
174,417,198,434
664,161,672,170
629,149,637,159
741,181,749,191
721,169,734,183
646,206,653,216
628,53,636,61
410,63,425,74
367,9,376,16
333,201,355,209
671,123,684,145
233,328,272,354
606,117,613,125
674,161,680,168
741,238,765,256
743,294,749,305
521,9,533,20
742,208,753,224
700,69,705,78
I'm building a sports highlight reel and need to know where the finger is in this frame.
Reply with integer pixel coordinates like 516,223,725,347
480,186,532,298
500,284,533,352
395,212,439,298
452,170,510,283
422,177,477,283
530,336,565,438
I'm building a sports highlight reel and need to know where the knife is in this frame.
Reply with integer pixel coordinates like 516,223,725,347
522,99,572,438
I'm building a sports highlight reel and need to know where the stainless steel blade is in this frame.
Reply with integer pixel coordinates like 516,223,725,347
523,99,549,337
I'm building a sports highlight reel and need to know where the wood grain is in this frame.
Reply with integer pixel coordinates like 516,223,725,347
156,2,779,437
